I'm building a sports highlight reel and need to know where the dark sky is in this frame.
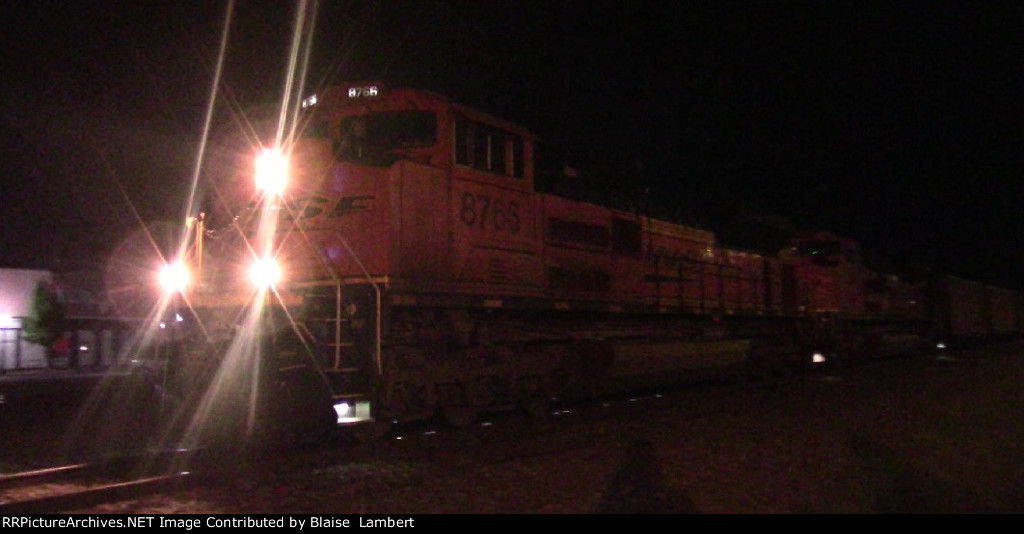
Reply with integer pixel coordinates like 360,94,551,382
2,1,1023,289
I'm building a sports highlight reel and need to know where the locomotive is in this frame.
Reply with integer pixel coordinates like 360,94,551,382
141,81,1022,442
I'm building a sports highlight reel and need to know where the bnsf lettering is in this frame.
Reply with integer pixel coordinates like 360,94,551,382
285,197,329,220
271,195,374,221
328,195,374,217
460,192,520,233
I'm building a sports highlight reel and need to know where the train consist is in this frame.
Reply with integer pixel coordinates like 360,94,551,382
140,82,1023,441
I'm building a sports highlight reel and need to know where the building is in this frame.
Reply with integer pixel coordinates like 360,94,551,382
0,268,136,373
0,269,53,371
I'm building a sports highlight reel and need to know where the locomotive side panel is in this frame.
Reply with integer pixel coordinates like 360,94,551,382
441,104,544,298
641,218,717,309
541,195,618,299
719,249,767,314
392,161,450,291
449,174,541,296
761,256,794,314
287,164,394,284
606,214,646,300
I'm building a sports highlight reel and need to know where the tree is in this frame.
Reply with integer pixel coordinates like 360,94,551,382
23,280,66,354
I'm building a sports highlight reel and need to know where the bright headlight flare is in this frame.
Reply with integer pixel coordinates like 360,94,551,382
334,402,351,421
158,262,191,293
249,257,282,288
254,148,288,195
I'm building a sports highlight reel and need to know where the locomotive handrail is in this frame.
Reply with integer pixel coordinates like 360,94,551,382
329,231,383,378
296,227,383,379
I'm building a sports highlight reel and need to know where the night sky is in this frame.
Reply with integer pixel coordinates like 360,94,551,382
2,1,1023,289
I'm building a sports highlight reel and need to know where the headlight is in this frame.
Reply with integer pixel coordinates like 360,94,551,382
333,402,351,420
254,147,288,195
249,257,282,288
158,262,190,293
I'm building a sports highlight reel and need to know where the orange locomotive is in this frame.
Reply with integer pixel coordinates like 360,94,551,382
157,82,1017,440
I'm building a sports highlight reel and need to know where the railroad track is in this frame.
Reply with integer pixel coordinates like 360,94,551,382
0,347,995,514
0,448,234,513
0,437,378,514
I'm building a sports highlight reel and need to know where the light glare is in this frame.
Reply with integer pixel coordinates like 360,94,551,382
333,402,351,423
255,148,288,195
159,262,190,293
249,257,282,288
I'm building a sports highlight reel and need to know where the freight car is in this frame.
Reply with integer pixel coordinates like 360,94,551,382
127,82,1020,443
927,275,1024,347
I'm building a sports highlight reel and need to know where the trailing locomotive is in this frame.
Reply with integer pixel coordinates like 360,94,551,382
148,81,1022,441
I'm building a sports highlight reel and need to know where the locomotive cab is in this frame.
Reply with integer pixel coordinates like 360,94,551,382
782,231,932,365
333,109,438,164
784,231,869,315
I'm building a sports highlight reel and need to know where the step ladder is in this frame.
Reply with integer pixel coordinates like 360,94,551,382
300,286,374,425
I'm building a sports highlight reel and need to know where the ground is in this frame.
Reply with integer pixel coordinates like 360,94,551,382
4,341,1024,513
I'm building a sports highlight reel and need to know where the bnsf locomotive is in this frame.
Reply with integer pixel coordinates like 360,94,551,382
145,82,1023,442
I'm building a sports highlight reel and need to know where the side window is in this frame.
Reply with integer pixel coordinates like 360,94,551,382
454,116,522,179
473,128,490,171
489,130,507,175
455,118,470,165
